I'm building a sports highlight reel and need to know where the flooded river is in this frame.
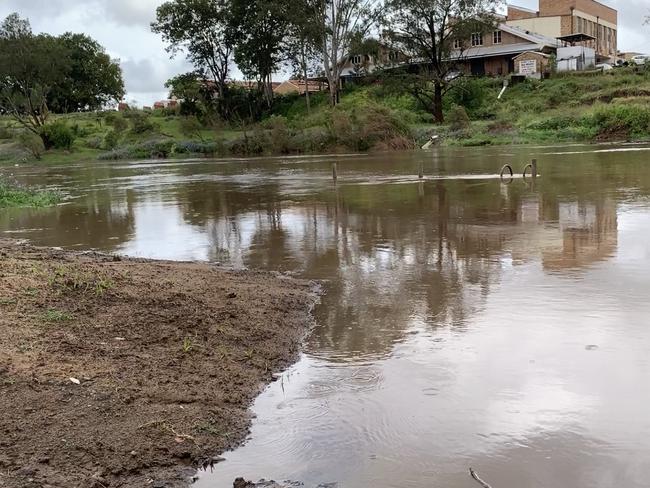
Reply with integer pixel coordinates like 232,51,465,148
2,144,650,487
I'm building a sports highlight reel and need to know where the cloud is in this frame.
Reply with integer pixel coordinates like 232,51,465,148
99,0,162,27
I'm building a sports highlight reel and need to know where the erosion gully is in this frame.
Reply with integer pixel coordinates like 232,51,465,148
2,144,650,488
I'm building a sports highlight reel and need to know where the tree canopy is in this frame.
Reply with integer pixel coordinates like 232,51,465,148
0,13,124,133
152,0,233,102
384,0,502,122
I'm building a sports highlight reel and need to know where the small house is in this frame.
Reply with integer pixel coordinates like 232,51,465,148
513,51,551,78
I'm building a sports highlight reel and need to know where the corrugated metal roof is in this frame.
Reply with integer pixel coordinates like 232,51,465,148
499,24,560,47
460,43,547,60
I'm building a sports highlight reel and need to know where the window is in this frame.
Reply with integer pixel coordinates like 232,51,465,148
453,39,461,49
351,55,362,65
493,30,502,44
388,50,398,61
471,33,483,47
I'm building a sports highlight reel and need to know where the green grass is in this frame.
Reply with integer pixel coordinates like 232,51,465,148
3,66,650,161
42,309,73,323
0,180,61,208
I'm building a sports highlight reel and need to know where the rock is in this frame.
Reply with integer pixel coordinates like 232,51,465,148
234,478,253,488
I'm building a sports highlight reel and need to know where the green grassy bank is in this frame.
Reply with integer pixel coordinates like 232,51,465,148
0,179,61,208
2,66,650,165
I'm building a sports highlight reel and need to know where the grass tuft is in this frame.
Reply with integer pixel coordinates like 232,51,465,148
0,179,61,208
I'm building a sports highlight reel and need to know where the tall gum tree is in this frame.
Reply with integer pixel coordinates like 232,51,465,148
315,0,378,106
229,0,291,108
152,0,232,103
384,0,502,122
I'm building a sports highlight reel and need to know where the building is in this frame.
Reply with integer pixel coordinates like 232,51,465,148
454,23,560,76
513,51,552,78
506,0,617,60
153,99,179,110
273,79,327,96
340,43,408,80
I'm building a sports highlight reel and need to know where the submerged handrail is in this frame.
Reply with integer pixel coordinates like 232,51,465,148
500,164,514,179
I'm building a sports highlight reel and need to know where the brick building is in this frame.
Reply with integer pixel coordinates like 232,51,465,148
453,24,560,76
506,0,617,60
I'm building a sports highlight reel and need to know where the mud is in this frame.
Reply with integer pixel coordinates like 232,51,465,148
0,240,319,488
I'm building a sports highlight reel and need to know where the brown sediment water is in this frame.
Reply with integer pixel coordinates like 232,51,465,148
2,143,650,487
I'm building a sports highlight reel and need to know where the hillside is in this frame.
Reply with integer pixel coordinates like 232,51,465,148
1,66,650,165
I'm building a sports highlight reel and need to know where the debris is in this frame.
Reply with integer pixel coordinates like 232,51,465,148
469,468,493,488
69,377,81,385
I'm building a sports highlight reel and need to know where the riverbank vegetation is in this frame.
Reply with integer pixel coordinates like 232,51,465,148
0,178,60,208
3,67,650,164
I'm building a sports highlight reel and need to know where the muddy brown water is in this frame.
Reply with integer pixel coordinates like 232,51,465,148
2,144,650,488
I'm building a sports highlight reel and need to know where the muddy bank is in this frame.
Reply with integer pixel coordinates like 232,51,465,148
0,240,319,488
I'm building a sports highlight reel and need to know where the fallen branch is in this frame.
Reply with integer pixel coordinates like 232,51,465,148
469,468,493,488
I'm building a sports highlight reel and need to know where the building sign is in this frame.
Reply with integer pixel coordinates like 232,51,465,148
519,59,538,75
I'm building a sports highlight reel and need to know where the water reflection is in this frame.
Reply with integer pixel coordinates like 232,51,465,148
2,144,650,487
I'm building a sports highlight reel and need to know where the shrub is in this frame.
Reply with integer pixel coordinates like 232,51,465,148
447,77,499,119
0,126,12,140
263,116,293,154
173,141,222,156
290,127,330,153
447,105,471,132
105,113,129,133
40,121,75,150
584,104,650,138
86,136,103,149
127,113,158,134
97,139,176,161
103,130,120,150
180,116,204,139
18,132,45,159
526,114,579,131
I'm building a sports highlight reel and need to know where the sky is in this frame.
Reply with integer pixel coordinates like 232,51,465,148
0,0,648,106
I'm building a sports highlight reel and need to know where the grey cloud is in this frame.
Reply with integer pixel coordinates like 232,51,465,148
121,56,193,93
1,0,162,28
98,0,162,27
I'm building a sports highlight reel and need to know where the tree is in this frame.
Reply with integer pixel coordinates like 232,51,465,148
0,15,68,133
384,0,501,122
48,33,125,112
314,0,378,106
285,0,322,113
0,12,30,40
229,0,292,107
165,72,216,118
152,0,233,104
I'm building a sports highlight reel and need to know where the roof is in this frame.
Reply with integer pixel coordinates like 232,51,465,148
513,51,552,60
499,24,560,47
273,79,326,93
508,4,537,14
557,33,597,43
461,42,548,60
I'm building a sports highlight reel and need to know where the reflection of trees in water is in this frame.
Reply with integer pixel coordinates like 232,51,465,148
176,175,622,359
0,188,136,250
